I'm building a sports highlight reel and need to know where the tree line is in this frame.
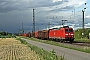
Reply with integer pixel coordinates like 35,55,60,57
0,31,12,35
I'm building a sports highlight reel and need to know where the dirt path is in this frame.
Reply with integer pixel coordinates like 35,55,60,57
21,38,90,60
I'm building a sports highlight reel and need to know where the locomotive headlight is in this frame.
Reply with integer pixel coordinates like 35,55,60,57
71,34,74,35
65,34,68,35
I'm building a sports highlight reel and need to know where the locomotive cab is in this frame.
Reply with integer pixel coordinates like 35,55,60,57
64,28,74,42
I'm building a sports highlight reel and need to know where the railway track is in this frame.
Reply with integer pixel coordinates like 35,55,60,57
26,37,90,48
72,42,90,47
59,41,90,48
47,39,90,47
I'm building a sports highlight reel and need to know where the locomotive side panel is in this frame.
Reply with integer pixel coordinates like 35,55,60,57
61,28,66,39
49,29,55,39
56,30,62,39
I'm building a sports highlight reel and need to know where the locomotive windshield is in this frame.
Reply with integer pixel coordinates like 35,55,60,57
69,29,73,32
65,29,73,32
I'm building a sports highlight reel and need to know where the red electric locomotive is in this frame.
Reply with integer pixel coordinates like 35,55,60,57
49,26,74,43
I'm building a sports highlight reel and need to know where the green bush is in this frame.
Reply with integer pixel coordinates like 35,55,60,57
74,28,90,39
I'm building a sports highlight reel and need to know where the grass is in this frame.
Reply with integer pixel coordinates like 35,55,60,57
17,37,64,60
74,38,90,43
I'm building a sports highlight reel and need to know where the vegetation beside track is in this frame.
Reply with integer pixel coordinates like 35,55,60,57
17,37,64,60
74,28,90,42
21,36,90,53
74,39,90,43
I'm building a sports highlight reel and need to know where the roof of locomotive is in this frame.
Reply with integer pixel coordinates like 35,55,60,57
49,25,70,30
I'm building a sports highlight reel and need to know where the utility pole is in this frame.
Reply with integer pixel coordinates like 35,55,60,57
82,3,86,38
22,23,24,34
18,26,20,34
82,10,84,38
33,9,35,37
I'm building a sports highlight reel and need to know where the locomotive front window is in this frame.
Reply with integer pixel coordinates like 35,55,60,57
69,29,73,32
65,29,73,32
65,29,68,32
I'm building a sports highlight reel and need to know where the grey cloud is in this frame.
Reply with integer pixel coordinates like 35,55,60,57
0,1,19,13
48,5,75,13
34,1,63,7
62,5,74,10
0,0,89,33
0,0,65,13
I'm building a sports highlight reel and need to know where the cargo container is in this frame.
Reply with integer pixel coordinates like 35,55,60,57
42,30,49,39
35,31,38,38
26,32,31,38
38,31,42,39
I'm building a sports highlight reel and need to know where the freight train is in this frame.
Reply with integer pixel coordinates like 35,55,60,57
35,26,74,43
20,26,74,43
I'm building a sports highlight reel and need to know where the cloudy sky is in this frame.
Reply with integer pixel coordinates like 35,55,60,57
0,0,90,33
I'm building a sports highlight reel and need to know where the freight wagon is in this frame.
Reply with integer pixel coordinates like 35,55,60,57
18,32,31,38
35,31,38,38
42,30,49,39
26,32,31,38
38,31,42,39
